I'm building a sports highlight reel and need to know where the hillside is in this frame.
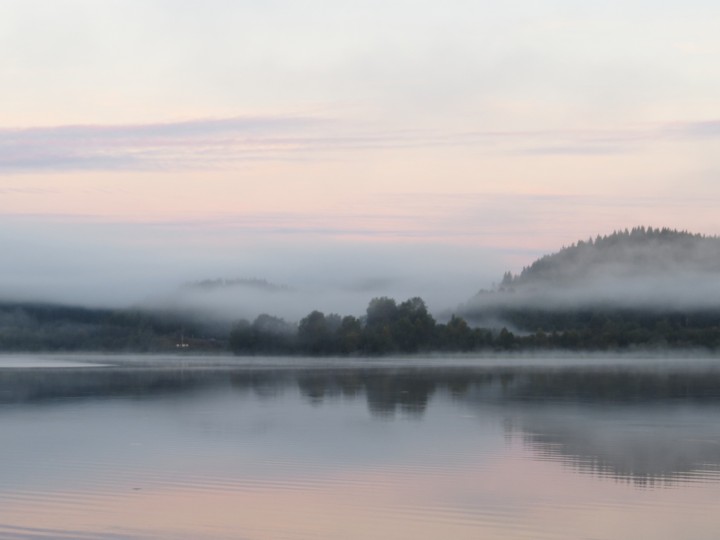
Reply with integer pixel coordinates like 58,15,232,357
462,227,720,314
505,227,720,288
182,278,292,293
456,227,720,348
3,227,720,353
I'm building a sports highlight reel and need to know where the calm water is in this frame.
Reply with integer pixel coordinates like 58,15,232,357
2,355,720,539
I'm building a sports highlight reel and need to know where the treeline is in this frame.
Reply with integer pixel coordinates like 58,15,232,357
229,297,493,355
230,297,720,355
0,302,225,352
3,298,720,354
483,308,720,351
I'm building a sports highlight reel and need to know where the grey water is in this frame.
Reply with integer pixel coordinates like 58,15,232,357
2,355,720,540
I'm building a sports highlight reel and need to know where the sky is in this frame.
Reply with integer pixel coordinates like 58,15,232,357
1,0,720,315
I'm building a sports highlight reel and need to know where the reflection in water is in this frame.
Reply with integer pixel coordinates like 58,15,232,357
511,408,720,487
295,371,436,417
3,363,720,484
290,366,720,484
2,358,720,539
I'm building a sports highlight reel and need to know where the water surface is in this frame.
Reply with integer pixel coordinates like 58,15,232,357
1,355,720,539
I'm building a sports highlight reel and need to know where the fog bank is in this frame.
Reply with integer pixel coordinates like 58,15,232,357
0,217,504,321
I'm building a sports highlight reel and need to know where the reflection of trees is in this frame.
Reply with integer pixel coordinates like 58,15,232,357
295,372,364,404
5,362,720,484
363,373,435,418
294,371,436,417
229,371,292,400
501,368,720,403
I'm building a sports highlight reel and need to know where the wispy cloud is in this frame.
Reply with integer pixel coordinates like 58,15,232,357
663,120,720,139
2,117,720,174
4,191,713,245
0,116,328,173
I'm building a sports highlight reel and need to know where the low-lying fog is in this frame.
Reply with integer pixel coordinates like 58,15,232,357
465,273,720,312
5,218,720,325
0,219,507,321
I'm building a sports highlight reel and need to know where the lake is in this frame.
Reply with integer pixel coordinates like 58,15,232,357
1,354,720,539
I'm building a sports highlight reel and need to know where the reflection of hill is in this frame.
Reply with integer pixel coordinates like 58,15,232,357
467,366,720,485
510,408,720,487
3,362,720,484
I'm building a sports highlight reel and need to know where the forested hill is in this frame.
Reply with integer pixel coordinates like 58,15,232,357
463,227,720,312
502,227,720,288
3,227,720,354
453,227,720,349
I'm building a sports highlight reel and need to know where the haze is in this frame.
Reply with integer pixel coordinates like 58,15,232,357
2,1,720,319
